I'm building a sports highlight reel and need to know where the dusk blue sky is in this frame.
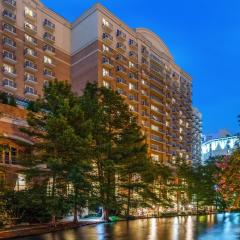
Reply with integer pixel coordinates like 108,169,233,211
42,0,240,135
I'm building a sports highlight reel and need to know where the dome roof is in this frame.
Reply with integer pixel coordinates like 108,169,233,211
136,28,173,60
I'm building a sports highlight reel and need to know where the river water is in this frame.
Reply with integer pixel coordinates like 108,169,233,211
17,213,240,240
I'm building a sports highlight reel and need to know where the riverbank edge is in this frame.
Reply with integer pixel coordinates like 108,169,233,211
0,221,104,239
0,211,223,239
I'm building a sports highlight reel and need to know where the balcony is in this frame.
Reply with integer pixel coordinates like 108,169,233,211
25,34,37,46
102,22,113,33
116,54,127,65
102,72,114,82
129,39,138,50
25,10,36,22
102,46,113,57
43,32,55,43
129,73,138,81
44,60,56,68
24,48,38,59
116,30,126,41
24,22,37,35
43,19,55,32
3,51,16,64
116,77,127,85
116,43,126,53
2,23,16,34
142,47,149,57
2,67,17,78
129,51,138,62
116,66,127,77
24,62,37,72
142,58,149,69
2,10,16,23
44,69,55,80
129,62,138,72
24,75,37,84
102,33,113,45
24,88,38,97
43,45,56,55
3,37,16,49
102,58,114,69
3,79,16,91
2,0,16,9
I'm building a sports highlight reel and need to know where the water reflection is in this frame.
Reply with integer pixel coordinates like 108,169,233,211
16,213,240,240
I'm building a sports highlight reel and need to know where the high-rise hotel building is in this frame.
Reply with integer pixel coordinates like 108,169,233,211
0,0,192,173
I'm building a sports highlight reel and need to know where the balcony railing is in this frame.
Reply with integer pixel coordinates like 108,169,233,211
3,79,16,90
43,33,55,43
102,58,114,69
3,37,16,49
24,62,37,72
24,48,38,58
2,0,16,9
2,67,16,78
43,19,55,32
44,70,55,79
24,75,37,84
102,33,113,45
43,45,56,55
24,22,37,34
116,43,126,52
2,23,16,34
116,30,126,41
2,10,16,23
3,51,16,64
102,22,113,33
24,88,37,97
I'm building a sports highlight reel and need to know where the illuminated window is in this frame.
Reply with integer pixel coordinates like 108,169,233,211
151,154,159,161
44,56,53,64
103,81,110,88
103,68,109,77
25,6,35,18
151,125,159,131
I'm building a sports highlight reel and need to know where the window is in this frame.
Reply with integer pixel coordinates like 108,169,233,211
3,78,16,88
103,44,109,52
103,68,109,77
43,44,55,53
3,63,15,74
24,22,36,32
25,47,37,57
3,37,16,48
129,61,134,68
44,19,55,30
151,125,159,131
25,34,37,45
25,85,36,95
25,6,35,18
44,56,53,65
151,154,159,161
25,72,36,82
3,23,16,34
102,18,110,27
3,50,15,60
44,32,55,42
103,81,110,89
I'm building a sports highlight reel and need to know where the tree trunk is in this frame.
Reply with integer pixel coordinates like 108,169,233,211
51,215,56,227
126,174,131,217
101,208,110,222
73,187,78,223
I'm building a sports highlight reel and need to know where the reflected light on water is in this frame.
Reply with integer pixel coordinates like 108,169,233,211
186,216,193,240
172,217,179,240
148,218,157,240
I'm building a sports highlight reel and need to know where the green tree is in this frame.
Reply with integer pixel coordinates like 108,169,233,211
81,83,156,220
21,80,92,225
